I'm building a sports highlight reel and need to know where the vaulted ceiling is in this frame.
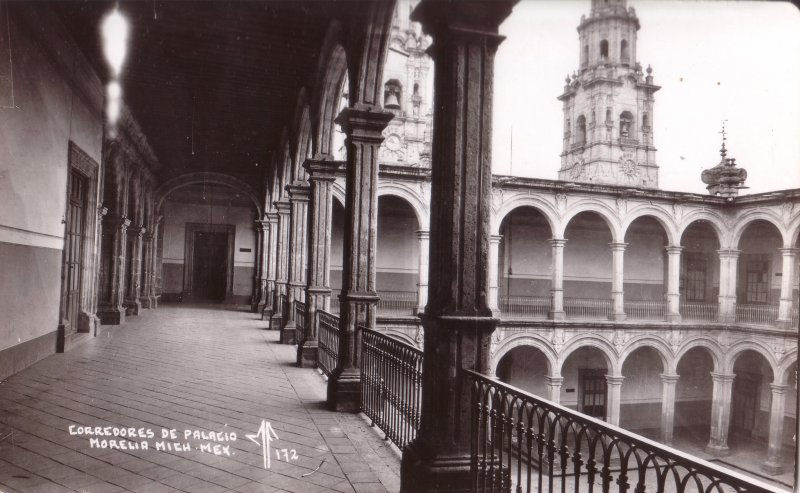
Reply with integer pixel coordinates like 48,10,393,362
53,1,355,187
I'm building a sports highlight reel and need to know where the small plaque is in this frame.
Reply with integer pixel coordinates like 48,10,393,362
239,248,252,253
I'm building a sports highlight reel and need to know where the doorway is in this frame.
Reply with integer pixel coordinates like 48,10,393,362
731,372,759,438
579,369,607,419
62,169,87,329
192,231,228,301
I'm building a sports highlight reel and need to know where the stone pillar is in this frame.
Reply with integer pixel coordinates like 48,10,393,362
777,248,798,329
148,216,162,308
605,375,625,426
83,206,107,335
763,383,790,474
660,373,679,444
124,225,145,315
610,242,627,321
717,249,740,323
141,231,154,309
280,184,310,344
98,214,130,325
487,234,501,312
298,158,342,367
263,212,279,321
545,375,564,404
400,2,515,491
252,220,269,314
665,246,682,322
549,238,567,320
269,200,291,330
416,230,430,315
706,372,735,456
326,107,394,411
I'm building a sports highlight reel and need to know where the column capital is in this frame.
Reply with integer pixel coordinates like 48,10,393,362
254,219,269,231
490,234,502,243
605,375,625,385
411,0,516,43
770,383,791,394
274,199,291,214
334,107,394,141
265,212,279,224
303,158,343,180
609,242,628,251
717,248,741,259
544,376,564,386
550,238,567,247
417,230,430,240
665,245,683,254
98,206,109,217
779,247,799,256
710,371,736,383
285,183,311,201
660,373,680,384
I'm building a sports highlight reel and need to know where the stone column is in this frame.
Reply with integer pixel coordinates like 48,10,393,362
252,220,269,314
550,238,567,320
269,200,291,330
487,234,501,312
298,158,342,367
660,373,679,444
326,107,394,411
263,212,279,321
717,249,740,323
610,242,627,321
605,375,625,426
545,375,564,404
148,216,162,308
416,230,430,315
400,2,515,491
763,383,790,474
84,206,107,335
141,231,154,309
280,184,310,344
706,372,735,456
97,214,130,325
124,225,145,315
665,246,682,322
777,248,798,329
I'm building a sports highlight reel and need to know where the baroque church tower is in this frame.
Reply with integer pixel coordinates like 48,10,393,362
558,0,660,187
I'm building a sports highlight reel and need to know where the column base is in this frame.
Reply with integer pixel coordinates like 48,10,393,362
761,459,784,475
262,307,273,322
327,369,361,412
776,319,794,330
704,441,731,457
98,306,126,325
666,313,682,323
141,297,153,309
296,340,318,368
280,322,296,344
611,313,627,322
124,299,142,316
268,313,282,331
548,310,566,321
401,441,504,493
78,311,100,335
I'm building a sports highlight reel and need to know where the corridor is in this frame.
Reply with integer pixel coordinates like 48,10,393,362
0,305,401,493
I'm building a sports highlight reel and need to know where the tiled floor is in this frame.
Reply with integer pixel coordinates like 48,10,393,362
0,304,400,493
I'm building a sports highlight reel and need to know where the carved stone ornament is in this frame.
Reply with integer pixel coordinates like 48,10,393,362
555,193,568,215
551,328,566,353
492,188,504,215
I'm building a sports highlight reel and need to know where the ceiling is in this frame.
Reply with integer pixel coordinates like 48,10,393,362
53,1,352,187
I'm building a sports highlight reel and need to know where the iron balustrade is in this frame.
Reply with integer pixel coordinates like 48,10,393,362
679,302,718,322
735,304,778,326
464,370,783,493
294,300,306,342
377,290,417,316
317,310,339,377
623,300,666,321
360,327,423,450
500,296,550,319
564,298,612,320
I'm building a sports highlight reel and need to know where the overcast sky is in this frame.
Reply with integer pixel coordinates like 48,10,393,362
492,0,800,195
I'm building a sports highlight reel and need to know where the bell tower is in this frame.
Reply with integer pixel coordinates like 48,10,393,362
557,0,660,188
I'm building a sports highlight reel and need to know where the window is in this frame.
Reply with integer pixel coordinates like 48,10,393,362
579,370,606,419
600,40,609,59
642,112,649,128
743,256,770,304
620,40,629,62
576,115,586,145
582,45,588,68
684,253,707,302
619,111,633,137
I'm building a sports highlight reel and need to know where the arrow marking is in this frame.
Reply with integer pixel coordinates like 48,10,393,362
246,420,279,469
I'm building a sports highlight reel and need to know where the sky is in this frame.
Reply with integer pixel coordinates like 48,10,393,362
492,0,800,195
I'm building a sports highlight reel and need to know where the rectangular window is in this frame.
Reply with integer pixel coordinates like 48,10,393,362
685,254,707,302
579,369,606,419
743,256,770,304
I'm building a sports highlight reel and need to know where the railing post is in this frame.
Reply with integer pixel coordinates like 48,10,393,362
326,106,393,412
549,238,567,320
610,242,627,321
777,248,798,329
280,184,310,344
269,200,291,330
665,246,682,322
401,2,516,491
298,158,342,367
763,383,790,474
605,374,624,426
660,373,679,445
416,230,430,315
717,249,740,324
706,371,735,456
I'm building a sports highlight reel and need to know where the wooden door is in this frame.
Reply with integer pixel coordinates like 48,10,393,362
579,369,607,419
731,372,759,437
63,170,87,329
192,231,228,301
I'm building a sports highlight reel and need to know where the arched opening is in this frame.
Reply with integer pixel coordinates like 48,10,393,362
679,220,721,321
674,347,714,446
623,216,668,320
600,39,609,60
620,39,629,63
160,182,258,305
498,207,553,318
383,78,402,111
332,72,350,161
619,110,633,138
620,346,664,438
330,196,345,312
376,195,420,316
575,115,586,145
561,346,609,419
581,44,589,69
729,350,774,457
736,220,783,325
563,212,613,319
496,346,550,397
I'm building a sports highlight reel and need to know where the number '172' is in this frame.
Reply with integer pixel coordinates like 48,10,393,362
275,448,298,461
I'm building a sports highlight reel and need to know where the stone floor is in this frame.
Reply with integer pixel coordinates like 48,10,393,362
0,304,400,493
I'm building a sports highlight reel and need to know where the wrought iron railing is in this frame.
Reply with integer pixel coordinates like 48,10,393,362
499,296,549,319
735,304,778,326
624,300,666,321
294,300,306,342
360,327,423,450
317,310,339,377
377,290,417,316
564,297,612,320
464,370,781,493
679,301,718,322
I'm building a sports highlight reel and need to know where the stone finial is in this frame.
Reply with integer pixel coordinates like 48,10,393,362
701,122,748,198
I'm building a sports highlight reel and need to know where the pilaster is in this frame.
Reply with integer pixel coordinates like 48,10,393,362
280,184,310,344
416,230,431,315
545,375,564,404
124,225,145,316
777,248,798,329
263,212,279,321
251,220,268,313
98,213,131,325
605,374,625,426
487,235,501,313
270,200,291,330
717,249,740,323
